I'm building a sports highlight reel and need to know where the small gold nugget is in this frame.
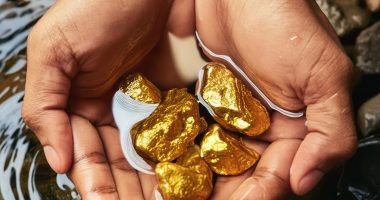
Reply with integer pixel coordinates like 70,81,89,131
156,145,213,200
132,88,201,162
120,73,161,104
201,124,259,175
200,62,270,136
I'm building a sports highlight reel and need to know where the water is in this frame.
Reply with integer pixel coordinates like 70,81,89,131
0,1,78,199
1,1,380,200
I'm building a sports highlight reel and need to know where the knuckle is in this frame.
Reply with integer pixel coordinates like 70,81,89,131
21,105,41,131
27,25,38,46
109,158,135,173
82,185,118,200
27,20,49,49
21,107,31,125
27,27,38,47
326,133,358,164
338,54,355,83
74,151,108,166
27,18,74,70
304,40,354,103
336,134,358,159
253,167,288,187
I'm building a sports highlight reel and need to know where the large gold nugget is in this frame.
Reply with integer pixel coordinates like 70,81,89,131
120,73,161,104
132,88,201,162
156,145,213,200
201,124,259,175
201,62,270,136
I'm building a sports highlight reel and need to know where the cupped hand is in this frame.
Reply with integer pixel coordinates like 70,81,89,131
22,0,358,199
196,0,357,198
22,0,172,199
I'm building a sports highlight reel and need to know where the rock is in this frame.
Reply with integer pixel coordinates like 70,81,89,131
366,0,380,12
316,0,371,36
356,21,380,74
358,93,380,136
338,133,380,200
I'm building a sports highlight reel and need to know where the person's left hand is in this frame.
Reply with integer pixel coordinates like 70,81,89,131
195,0,357,199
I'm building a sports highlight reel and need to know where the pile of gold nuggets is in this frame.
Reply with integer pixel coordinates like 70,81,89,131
120,62,270,200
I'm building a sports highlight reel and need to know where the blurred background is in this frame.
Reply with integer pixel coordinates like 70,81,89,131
0,0,379,199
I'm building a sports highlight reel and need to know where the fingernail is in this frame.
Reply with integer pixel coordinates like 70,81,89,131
298,170,324,195
43,145,62,173
154,189,163,200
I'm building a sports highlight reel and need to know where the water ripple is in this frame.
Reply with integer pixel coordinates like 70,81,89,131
0,0,52,72
0,0,78,199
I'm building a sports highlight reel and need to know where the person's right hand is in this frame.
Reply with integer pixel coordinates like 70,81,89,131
22,0,172,199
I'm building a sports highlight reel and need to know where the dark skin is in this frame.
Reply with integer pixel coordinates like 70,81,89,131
22,0,357,199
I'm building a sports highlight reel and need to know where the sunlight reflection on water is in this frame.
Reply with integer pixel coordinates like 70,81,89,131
0,1,78,199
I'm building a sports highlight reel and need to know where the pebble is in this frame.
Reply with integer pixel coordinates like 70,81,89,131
316,0,371,36
358,93,380,136
356,21,380,74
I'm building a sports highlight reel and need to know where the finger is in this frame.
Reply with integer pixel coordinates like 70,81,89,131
257,112,307,142
230,139,301,200
211,168,253,200
138,171,158,200
68,115,118,200
167,0,195,37
22,21,77,173
98,125,144,200
291,90,357,195
211,140,268,200
150,186,162,200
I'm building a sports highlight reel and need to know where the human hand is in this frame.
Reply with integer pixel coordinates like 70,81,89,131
23,0,357,199
196,0,357,198
22,0,172,199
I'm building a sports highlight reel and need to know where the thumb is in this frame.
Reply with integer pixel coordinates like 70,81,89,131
290,87,357,195
22,20,77,173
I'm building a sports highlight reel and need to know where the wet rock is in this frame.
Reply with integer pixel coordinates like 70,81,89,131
356,21,380,74
358,93,380,136
338,133,380,200
366,0,380,12
316,0,371,36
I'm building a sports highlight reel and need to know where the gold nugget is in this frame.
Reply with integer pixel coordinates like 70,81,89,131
120,73,161,104
156,145,213,200
132,88,201,162
201,124,259,175
200,62,270,136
